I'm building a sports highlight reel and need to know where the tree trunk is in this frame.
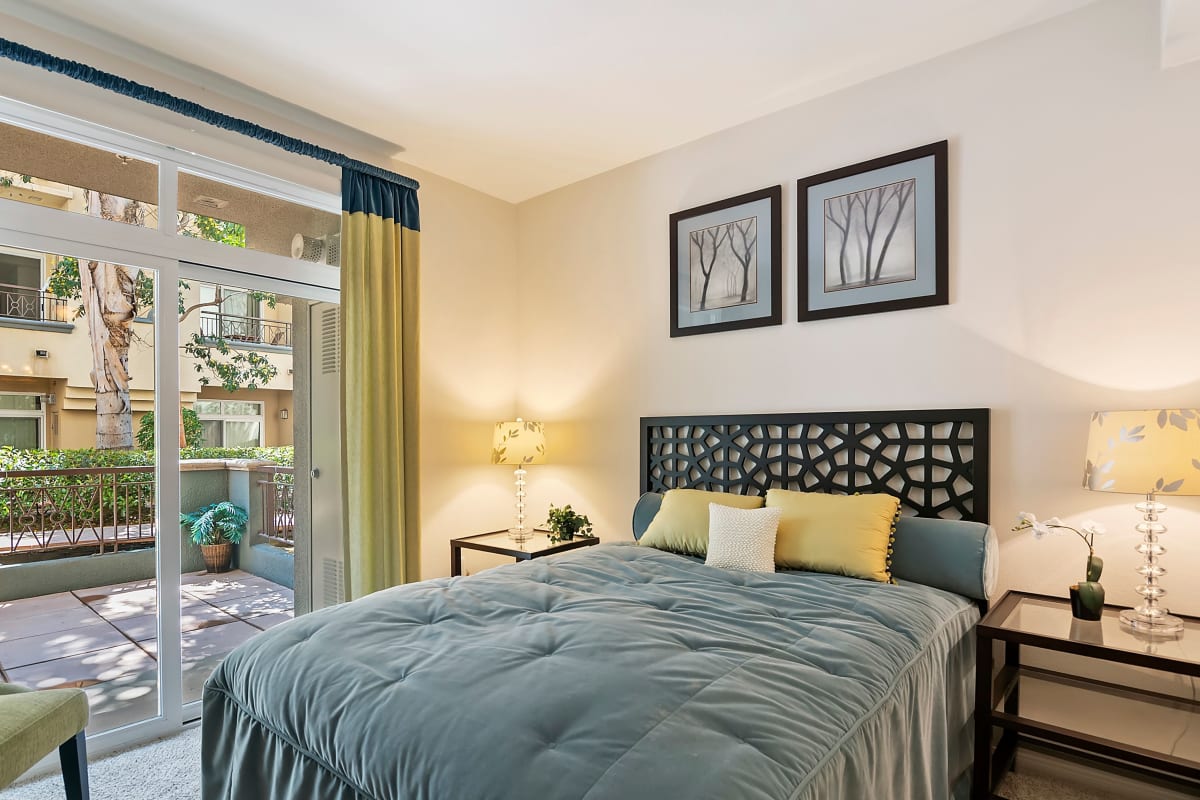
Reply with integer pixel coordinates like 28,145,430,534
82,190,141,450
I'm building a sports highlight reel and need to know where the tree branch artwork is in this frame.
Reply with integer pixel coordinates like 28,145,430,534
823,178,917,291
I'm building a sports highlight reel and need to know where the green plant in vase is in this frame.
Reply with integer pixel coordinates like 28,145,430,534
1014,512,1106,620
181,501,248,573
546,504,594,544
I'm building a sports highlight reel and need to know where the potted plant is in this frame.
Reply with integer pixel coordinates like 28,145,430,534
181,501,248,573
1013,512,1106,620
546,504,594,543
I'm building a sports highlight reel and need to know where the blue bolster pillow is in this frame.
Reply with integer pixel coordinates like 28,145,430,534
630,492,997,602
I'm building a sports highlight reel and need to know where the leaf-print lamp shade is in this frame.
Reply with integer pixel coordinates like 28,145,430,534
1084,409,1200,635
1084,409,1200,496
491,419,547,466
492,419,546,541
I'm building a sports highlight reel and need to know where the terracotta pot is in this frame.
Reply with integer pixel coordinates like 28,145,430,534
201,541,234,573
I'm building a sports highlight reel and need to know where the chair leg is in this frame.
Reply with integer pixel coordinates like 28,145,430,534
58,731,89,800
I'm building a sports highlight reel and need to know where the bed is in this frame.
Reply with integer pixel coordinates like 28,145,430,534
202,408,994,800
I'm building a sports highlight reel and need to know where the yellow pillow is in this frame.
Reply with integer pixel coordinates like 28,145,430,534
766,489,899,582
639,489,764,556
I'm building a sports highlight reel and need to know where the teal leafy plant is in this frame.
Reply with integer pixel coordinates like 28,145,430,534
546,504,594,543
180,501,248,546
1014,512,1106,619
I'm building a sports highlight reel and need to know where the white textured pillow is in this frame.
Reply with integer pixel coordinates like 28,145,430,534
705,503,781,573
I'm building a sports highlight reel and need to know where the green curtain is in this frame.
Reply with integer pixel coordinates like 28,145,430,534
340,169,421,598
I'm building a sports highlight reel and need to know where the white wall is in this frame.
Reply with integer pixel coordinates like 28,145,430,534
515,0,1200,614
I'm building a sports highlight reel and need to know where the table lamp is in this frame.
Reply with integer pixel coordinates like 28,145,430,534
1084,409,1200,634
491,419,547,542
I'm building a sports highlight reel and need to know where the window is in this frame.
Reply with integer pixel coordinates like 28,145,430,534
0,246,43,321
0,393,45,448
194,399,264,448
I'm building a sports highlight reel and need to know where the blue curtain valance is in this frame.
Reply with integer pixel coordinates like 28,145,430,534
0,37,419,191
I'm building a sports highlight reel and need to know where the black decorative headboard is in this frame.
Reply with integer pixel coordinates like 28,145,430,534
640,408,990,522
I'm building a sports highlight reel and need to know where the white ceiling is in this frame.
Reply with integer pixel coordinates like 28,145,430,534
21,0,1095,202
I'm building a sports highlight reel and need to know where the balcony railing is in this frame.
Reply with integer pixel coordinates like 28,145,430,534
257,466,294,547
0,466,156,557
199,310,292,348
0,281,70,324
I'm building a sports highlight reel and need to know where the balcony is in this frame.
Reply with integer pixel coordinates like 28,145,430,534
198,310,292,349
0,459,296,730
0,281,73,332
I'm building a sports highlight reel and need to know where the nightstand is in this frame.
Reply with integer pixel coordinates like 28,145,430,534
449,530,600,577
973,590,1200,799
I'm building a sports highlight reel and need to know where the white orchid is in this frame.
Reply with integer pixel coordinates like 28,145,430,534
1013,512,1101,553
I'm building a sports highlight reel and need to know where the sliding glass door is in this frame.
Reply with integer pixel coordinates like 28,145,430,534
0,246,164,734
0,100,342,744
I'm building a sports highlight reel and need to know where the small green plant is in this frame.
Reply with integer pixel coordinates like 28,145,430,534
180,501,248,546
136,408,205,450
546,504,594,543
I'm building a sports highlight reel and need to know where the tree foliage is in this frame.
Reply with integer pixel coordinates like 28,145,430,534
46,212,279,395
136,408,205,450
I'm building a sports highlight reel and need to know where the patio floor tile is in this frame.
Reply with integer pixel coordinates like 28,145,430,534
0,623,130,670
182,572,282,603
6,642,156,689
245,611,294,631
0,604,106,643
0,591,86,621
111,604,241,641
209,590,294,618
72,578,156,603
84,669,160,729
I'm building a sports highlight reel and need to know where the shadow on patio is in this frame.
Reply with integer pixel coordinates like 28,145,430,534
0,570,293,732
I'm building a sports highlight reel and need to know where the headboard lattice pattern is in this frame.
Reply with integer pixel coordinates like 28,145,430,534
640,409,989,522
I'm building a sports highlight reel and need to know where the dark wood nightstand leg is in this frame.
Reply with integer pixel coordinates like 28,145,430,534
450,544,462,577
972,635,994,800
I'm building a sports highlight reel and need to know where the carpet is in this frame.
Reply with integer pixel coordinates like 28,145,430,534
3,727,1104,799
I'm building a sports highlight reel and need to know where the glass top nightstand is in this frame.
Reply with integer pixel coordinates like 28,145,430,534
983,592,1200,674
972,591,1200,799
449,530,599,577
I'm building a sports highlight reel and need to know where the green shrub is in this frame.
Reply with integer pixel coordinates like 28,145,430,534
137,408,205,450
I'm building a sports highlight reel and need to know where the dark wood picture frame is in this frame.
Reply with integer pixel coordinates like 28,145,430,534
796,140,948,322
669,185,782,337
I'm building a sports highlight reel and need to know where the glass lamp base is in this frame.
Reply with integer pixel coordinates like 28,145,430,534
1119,607,1184,635
508,528,533,543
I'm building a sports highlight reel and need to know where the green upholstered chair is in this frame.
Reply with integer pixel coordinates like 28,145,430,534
0,683,90,799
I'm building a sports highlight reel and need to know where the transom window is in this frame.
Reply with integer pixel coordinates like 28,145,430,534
0,393,45,448
194,399,264,448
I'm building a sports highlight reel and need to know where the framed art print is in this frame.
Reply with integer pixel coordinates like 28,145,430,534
669,185,781,337
797,140,947,322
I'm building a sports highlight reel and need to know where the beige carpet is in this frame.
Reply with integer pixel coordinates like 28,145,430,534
3,727,1101,800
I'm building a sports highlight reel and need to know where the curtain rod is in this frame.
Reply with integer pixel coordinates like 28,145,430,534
0,37,419,191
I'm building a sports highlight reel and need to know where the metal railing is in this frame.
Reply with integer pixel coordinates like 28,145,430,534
199,310,292,348
0,466,156,557
0,281,71,324
257,466,294,546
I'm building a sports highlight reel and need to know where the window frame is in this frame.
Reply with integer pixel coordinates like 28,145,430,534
194,399,266,448
0,391,46,449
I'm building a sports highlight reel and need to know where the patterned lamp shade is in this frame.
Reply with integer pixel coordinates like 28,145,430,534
491,419,547,465
1084,409,1200,496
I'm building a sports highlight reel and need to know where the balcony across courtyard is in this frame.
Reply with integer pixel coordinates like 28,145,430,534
0,569,293,732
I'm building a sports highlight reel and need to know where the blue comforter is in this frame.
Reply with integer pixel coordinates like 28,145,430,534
202,544,977,800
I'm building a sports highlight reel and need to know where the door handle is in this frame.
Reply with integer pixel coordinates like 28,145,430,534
311,468,321,479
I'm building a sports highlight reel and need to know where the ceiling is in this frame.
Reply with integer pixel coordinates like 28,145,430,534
19,0,1095,202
